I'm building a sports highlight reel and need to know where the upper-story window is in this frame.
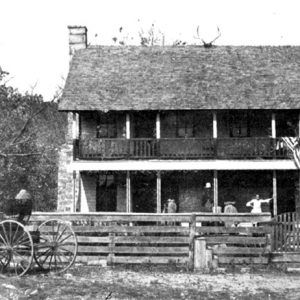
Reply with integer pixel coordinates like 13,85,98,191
97,113,117,138
229,112,249,137
177,112,194,138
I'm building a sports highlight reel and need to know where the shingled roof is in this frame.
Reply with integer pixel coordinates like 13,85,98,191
59,45,300,111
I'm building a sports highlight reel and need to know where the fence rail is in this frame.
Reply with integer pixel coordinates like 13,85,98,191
30,212,272,267
76,137,290,160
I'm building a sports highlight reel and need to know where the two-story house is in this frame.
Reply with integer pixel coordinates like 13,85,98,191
57,26,300,217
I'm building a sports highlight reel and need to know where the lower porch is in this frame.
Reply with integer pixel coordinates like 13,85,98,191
76,170,299,217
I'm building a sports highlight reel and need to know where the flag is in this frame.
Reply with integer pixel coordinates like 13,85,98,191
282,137,300,169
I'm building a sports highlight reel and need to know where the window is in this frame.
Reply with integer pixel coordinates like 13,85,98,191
96,174,117,212
229,112,249,137
97,113,117,138
177,112,194,138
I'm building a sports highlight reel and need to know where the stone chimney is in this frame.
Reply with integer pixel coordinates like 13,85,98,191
68,26,88,57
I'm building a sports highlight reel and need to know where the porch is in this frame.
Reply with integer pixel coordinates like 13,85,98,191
76,170,299,217
75,137,289,160
73,109,299,161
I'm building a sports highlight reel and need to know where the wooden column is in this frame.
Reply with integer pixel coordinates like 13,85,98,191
72,171,77,213
156,112,161,139
157,171,161,213
126,171,131,212
72,112,79,139
298,112,300,138
213,170,218,211
273,170,277,216
126,113,130,139
213,112,217,138
271,113,276,138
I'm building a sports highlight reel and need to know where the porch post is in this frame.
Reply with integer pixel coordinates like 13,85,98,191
72,171,80,213
72,112,79,139
213,170,218,211
156,112,161,139
126,171,131,212
126,113,130,139
298,112,300,138
271,113,276,138
213,112,217,138
157,171,161,213
273,170,277,216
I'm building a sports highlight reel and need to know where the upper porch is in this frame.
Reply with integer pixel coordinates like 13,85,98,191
72,109,299,161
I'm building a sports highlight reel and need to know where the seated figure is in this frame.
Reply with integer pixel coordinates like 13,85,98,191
224,201,238,213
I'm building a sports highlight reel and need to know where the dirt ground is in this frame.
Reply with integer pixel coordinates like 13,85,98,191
0,264,300,300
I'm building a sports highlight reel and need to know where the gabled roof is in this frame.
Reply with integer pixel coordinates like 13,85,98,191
59,45,300,111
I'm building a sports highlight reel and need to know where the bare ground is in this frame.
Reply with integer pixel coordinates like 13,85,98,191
0,264,300,300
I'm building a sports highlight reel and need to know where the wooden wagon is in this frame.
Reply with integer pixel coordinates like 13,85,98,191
0,197,78,276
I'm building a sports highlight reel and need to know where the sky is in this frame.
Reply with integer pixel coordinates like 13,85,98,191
1,0,300,101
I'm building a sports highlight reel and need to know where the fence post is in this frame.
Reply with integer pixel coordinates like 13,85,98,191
188,214,196,271
194,237,209,271
108,230,115,265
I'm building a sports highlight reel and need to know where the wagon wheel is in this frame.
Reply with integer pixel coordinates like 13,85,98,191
34,219,77,274
0,220,34,276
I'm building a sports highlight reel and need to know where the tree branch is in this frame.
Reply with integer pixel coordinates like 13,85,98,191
0,152,43,158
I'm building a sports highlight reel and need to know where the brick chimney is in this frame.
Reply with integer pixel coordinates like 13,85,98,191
68,26,88,57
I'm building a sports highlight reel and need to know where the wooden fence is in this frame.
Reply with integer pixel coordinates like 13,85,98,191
30,212,272,268
273,212,300,252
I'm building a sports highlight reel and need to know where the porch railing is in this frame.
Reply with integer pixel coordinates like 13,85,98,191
75,137,290,160
273,212,300,252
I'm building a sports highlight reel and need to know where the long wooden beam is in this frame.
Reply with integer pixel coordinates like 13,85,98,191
156,171,161,213
273,170,277,216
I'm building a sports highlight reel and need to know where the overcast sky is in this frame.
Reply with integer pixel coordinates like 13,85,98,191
0,0,300,101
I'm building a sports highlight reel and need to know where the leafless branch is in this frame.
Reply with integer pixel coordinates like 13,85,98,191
0,152,43,158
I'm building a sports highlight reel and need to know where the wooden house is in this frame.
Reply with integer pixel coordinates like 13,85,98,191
58,26,300,218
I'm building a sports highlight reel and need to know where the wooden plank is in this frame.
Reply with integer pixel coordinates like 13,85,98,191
205,236,267,245
213,247,269,255
195,226,271,234
75,256,108,263
112,246,189,255
297,217,300,251
188,214,196,270
30,212,271,224
77,236,110,243
271,252,300,263
283,213,287,252
72,225,189,234
77,246,110,253
108,232,115,264
195,214,271,223
218,256,269,265
112,256,189,264
114,236,189,244
292,213,296,251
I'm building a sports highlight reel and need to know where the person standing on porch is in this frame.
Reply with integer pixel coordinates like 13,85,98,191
167,199,177,213
246,194,272,213
202,182,213,212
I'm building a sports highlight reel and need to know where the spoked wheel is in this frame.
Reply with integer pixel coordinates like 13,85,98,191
0,220,34,276
34,219,77,274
